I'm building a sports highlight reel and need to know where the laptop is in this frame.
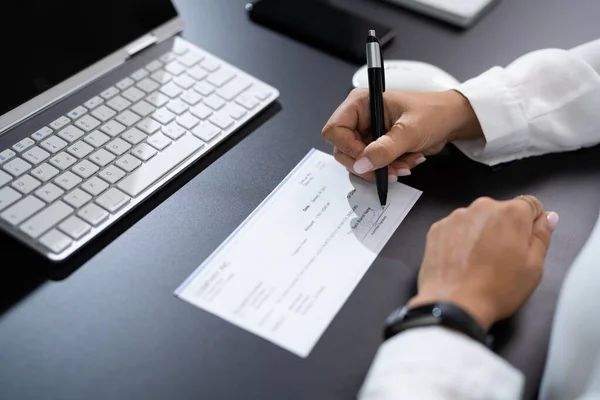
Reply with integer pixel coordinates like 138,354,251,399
0,1,279,261
382,0,498,27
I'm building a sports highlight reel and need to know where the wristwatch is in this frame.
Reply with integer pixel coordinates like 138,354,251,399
383,302,492,347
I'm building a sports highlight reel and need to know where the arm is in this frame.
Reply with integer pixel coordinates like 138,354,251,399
455,38,600,165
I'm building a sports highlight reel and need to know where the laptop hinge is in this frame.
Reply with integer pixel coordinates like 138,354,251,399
126,34,158,58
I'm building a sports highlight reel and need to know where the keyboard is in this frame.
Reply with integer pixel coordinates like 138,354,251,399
0,37,279,261
382,0,498,27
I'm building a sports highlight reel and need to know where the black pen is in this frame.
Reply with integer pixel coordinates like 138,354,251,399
366,30,388,206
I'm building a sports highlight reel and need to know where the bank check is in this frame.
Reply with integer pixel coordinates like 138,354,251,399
175,149,421,357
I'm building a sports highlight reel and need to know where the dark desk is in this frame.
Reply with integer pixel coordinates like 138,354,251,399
1,1,599,399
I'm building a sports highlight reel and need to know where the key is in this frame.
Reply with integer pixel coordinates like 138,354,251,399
12,175,41,194
78,203,109,226
116,77,135,90
106,138,132,156
178,51,203,67
49,116,71,130
106,95,132,112
151,108,176,125
193,81,215,96
20,200,73,238
31,127,54,142
180,90,203,106
172,41,189,55
100,86,119,100
176,112,199,130
59,216,91,240
67,105,88,120
254,89,272,101
49,152,77,170
145,60,163,72
159,82,183,98
99,165,126,184
162,122,186,140
0,170,11,186
136,77,160,93
22,146,50,165
235,92,260,110
131,68,149,81
3,158,32,176
84,96,104,109
57,125,85,143
63,188,92,208
151,70,174,84
137,118,162,135
29,163,59,182
95,188,130,212
122,128,147,145
0,195,45,226
166,98,189,115
146,133,171,151
0,149,16,164
116,110,141,127
84,130,111,147
164,61,186,76
81,176,109,196
131,143,157,161
100,120,126,137
13,137,35,153
0,187,21,211
192,121,221,143
118,134,204,197
226,103,247,120
173,74,196,89
91,105,117,122
75,114,102,131
40,136,68,153
160,52,177,63
35,183,64,203
216,77,252,101
187,66,208,81
66,141,94,159
203,94,226,111
72,160,99,179
209,112,234,130
39,229,72,253
207,68,235,88
89,149,115,167
146,92,170,107
200,58,220,72
122,87,146,103
189,103,213,120
131,100,156,117
54,171,82,191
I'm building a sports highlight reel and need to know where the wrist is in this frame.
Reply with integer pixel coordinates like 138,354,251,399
408,294,495,332
443,90,484,143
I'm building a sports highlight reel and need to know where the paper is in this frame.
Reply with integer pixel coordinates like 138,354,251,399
175,149,421,357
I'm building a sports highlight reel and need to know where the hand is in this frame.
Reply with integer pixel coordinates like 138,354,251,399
321,89,483,182
409,196,559,331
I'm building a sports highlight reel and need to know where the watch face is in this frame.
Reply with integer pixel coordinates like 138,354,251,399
386,306,409,325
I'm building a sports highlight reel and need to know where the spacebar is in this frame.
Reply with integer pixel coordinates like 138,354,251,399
118,134,204,197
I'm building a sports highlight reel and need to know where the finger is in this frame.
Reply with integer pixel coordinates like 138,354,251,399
322,89,371,159
333,148,377,182
512,195,544,222
353,118,420,173
389,152,426,176
528,211,558,269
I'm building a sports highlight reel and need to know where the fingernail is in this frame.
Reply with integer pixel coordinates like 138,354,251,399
354,157,374,174
397,168,411,177
414,157,426,166
388,174,398,182
546,212,559,231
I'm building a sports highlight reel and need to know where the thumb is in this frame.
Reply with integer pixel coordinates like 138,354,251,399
528,211,559,268
353,122,415,174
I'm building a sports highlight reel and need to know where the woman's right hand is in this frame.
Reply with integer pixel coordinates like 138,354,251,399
321,89,484,182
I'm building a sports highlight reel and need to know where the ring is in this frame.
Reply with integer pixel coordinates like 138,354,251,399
515,195,540,216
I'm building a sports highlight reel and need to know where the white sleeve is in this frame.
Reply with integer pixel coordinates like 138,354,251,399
359,327,524,400
453,38,600,165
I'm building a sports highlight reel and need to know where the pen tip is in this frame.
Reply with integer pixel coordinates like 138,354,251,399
368,29,376,37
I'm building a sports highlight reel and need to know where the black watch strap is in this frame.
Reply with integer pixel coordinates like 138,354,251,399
384,302,490,346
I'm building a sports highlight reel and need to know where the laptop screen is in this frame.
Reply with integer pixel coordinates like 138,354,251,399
1,0,178,118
